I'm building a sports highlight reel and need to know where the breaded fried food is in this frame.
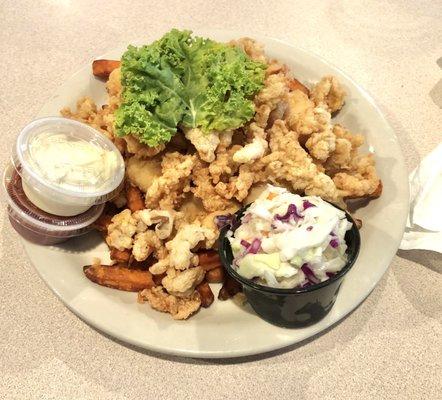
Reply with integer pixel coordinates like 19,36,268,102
84,264,154,291
138,286,201,320
253,120,342,204
146,152,196,209
126,156,162,193
310,75,346,113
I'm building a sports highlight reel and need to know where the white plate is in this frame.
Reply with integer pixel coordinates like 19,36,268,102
24,30,409,358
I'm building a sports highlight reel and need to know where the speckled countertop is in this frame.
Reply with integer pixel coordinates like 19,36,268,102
1,1,441,399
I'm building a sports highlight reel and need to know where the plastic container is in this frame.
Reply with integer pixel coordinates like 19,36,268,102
3,163,105,245
12,117,125,216
218,204,361,328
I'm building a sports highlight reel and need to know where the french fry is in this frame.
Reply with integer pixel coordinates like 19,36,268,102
126,185,144,212
218,275,242,300
92,59,121,79
110,248,131,263
83,264,154,292
205,266,225,283
196,281,214,308
287,78,310,96
198,251,222,271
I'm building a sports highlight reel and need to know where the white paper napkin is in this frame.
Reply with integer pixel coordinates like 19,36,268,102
400,143,442,252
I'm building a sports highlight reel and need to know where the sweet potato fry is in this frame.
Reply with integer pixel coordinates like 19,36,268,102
110,248,131,263
92,59,121,79
196,281,214,308
126,185,144,212
198,251,222,271
83,264,154,292
205,266,225,283
218,275,242,300
288,78,310,96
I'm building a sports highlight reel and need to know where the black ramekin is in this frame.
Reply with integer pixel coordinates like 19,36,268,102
218,204,361,328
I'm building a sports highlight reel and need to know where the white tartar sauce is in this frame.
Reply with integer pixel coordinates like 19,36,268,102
28,132,118,192
229,185,352,289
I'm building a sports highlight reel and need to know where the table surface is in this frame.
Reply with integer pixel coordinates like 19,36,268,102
1,1,441,399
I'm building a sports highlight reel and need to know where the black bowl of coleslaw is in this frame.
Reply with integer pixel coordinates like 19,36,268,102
218,202,360,328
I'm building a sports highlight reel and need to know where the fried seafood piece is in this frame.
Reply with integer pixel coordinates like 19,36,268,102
139,286,201,320
61,97,101,129
214,164,255,202
184,128,220,163
324,124,365,173
253,120,342,204
255,73,289,110
192,159,238,212
209,145,242,184
149,257,170,275
231,37,267,63
305,127,336,161
83,264,154,292
233,123,268,164
165,223,217,270
106,208,170,260
161,266,205,297
145,152,196,209
106,67,122,101
284,90,331,135
106,209,138,250
218,130,234,150
254,104,272,128
132,230,163,262
60,96,126,152
134,209,174,240
310,76,346,113
333,154,381,198
126,156,162,193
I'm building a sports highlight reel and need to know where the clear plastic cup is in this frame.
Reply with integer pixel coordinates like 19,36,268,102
2,163,105,245
12,117,125,216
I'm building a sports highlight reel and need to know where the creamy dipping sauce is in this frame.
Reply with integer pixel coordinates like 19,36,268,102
28,132,118,192
228,185,352,289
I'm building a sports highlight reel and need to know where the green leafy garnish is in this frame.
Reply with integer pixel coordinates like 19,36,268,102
114,29,266,147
